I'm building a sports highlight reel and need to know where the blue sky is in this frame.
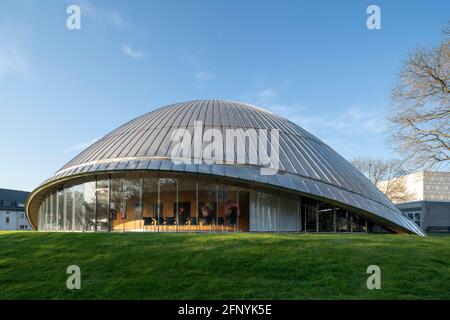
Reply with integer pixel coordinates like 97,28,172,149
0,0,448,191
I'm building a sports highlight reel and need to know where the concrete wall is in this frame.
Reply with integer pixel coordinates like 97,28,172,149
423,172,450,201
423,201,450,230
397,200,450,232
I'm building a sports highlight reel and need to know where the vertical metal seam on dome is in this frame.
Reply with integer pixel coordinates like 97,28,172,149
295,136,344,187
123,104,190,159
133,104,186,158
107,103,185,160
145,102,194,159
151,101,196,158
78,107,167,166
167,101,200,160
102,104,178,159
240,105,293,173
131,103,186,158
161,100,199,158
233,103,263,168
74,106,171,165
60,110,155,170
254,108,318,178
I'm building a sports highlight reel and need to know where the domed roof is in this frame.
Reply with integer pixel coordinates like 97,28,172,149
32,100,424,235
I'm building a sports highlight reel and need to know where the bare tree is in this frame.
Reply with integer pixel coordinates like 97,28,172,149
351,157,412,203
389,24,449,169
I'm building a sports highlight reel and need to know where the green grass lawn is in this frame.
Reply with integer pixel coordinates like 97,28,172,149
1,231,449,299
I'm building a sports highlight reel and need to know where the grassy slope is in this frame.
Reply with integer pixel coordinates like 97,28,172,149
0,231,449,300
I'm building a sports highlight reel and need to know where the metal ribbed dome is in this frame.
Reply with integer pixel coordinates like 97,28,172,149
32,99,424,235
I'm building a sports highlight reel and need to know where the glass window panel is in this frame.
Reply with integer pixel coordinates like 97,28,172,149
351,214,366,232
237,189,250,232
159,177,178,232
83,181,96,231
96,177,109,232
57,189,64,231
219,184,238,232
97,177,109,189
305,202,317,232
177,178,197,232
37,202,43,230
45,195,50,230
51,192,57,230
124,174,142,231
110,176,125,231
43,195,50,230
249,191,278,232
367,220,392,233
142,176,158,231
336,209,350,232
318,205,335,232
279,196,300,232
43,196,50,230
65,187,74,231
73,184,84,231
198,181,217,232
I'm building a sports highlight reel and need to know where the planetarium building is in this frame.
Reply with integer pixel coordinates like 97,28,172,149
26,100,424,235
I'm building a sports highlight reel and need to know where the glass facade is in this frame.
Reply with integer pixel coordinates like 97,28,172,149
36,172,378,233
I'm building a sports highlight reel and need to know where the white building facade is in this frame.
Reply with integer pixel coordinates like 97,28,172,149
0,189,31,231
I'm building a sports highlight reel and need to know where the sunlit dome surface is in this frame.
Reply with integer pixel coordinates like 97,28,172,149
27,100,424,235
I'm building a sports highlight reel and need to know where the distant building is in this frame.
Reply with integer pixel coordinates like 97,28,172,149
397,200,450,233
380,171,450,233
389,171,450,203
0,188,31,231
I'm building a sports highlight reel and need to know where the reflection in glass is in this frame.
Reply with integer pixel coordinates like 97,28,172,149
198,181,216,232
73,184,83,231
57,189,64,231
237,190,250,232
177,179,196,232
279,197,300,232
96,188,109,231
351,214,366,232
34,173,380,234
305,203,317,232
110,177,125,231
219,185,238,232
44,198,50,230
142,177,158,231
51,192,57,230
159,178,177,232
65,187,73,231
83,181,96,231
318,205,334,232
336,209,350,232
96,177,110,232
124,175,142,231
